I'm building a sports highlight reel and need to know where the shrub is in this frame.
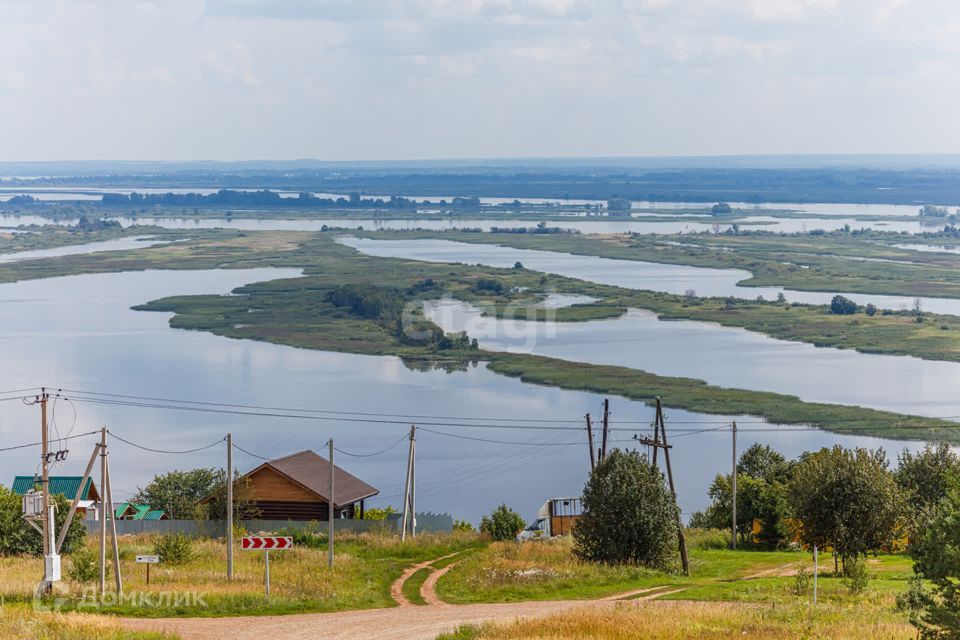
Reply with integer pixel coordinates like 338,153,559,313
154,533,194,565
480,505,525,541
66,546,99,584
793,561,811,596
830,295,858,315
842,556,870,594
453,519,475,532
574,449,679,569
865,303,877,316
685,528,728,551
363,506,396,521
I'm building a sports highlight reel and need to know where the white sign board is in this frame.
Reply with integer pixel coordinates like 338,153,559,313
136,555,160,564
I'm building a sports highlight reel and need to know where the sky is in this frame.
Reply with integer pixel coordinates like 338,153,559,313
0,0,958,161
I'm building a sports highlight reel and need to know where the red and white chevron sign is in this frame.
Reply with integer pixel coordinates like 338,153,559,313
241,536,293,550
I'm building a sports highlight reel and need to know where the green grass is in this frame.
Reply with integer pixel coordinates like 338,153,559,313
402,567,430,605
0,603,174,640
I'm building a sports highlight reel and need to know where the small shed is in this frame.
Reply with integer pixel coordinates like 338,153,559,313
216,449,379,521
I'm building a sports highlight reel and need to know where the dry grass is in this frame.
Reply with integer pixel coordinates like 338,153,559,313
0,604,172,640
444,600,914,640
0,531,482,617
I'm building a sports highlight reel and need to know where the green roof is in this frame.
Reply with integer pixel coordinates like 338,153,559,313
11,476,95,500
116,503,161,520
142,510,167,520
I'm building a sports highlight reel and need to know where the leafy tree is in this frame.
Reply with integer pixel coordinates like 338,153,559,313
737,443,789,482
688,444,792,549
830,295,858,315
362,506,396,521
574,449,678,568
788,446,901,574
865,303,878,316
480,504,525,541
0,485,86,555
896,443,960,536
908,477,960,638
133,468,222,520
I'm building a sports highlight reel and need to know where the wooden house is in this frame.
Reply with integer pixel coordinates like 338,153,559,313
217,450,379,521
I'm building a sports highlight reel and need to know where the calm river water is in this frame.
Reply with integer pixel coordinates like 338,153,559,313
0,267,928,522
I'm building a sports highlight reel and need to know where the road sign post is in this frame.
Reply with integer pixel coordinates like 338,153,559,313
241,536,293,599
136,555,159,586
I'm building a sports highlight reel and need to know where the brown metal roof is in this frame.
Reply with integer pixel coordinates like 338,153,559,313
264,450,379,507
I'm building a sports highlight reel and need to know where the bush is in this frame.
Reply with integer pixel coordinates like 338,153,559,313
0,486,86,555
685,528,728,551
574,449,679,569
830,295,858,315
842,556,870,594
363,506,396,521
480,505,525,541
66,546,99,584
453,519,475,532
865,303,877,316
793,561,811,596
154,533,194,565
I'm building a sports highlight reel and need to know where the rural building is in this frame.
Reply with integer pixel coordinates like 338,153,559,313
115,502,168,520
11,476,101,520
219,450,378,521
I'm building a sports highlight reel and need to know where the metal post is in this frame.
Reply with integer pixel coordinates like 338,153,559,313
99,427,107,596
410,425,416,538
731,421,737,550
813,545,818,605
328,438,334,569
227,433,234,580
265,550,270,599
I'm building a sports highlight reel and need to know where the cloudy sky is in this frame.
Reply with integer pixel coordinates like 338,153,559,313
0,0,957,161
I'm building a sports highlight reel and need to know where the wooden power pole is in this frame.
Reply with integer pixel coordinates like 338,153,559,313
585,413,595,470
401,425,417,541
731,421,737,550
99,426,107,596
227,433,234,580
328,438,335,569
600,399,610,462
651,398,690,575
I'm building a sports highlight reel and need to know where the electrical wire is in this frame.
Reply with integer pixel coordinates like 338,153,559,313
334,432,409,457
0,429,100,453
107,430,225,455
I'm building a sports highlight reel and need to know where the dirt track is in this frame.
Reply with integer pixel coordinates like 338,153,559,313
121,553,679,640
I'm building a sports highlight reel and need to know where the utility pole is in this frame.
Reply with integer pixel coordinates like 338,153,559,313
104,455,122,594
585,413,595,470
600,399,610,462
652,398,689,575
410,426,417,539
40,388,49,560
401,425,416,541
99,426,107,596
731,421,737,550
227,433,234,580
328,438,334,569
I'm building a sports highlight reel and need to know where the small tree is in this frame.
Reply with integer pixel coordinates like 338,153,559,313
0,485,86,556
574,449,678,568
788,446,901,574
896,443,960,537
133,468,221,520
480,504,525,541
909,478,960,638
830,295,858,315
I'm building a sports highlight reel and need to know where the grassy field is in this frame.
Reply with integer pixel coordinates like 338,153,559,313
437,535,916,640
437,601,914,640
0,532,483,618
0,605,173,640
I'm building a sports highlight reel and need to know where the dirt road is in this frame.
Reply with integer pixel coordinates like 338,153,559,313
121,553,679,640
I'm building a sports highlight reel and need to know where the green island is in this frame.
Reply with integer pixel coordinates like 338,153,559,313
1,225,959,440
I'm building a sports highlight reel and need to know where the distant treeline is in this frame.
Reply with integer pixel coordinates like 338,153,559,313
20,167,960,205
99,190,482,209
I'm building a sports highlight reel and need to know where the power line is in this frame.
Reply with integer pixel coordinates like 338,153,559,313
107,431,225,455
334,432,409,457
0,429,100,453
